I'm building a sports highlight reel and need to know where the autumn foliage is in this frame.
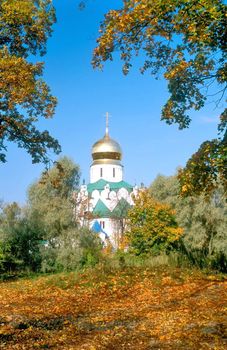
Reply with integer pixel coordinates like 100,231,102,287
126,190,183,255
92,0,227,197
0,0,60,163
179,139,227,196
0,266,226,349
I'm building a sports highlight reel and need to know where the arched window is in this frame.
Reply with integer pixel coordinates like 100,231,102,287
100,168,103,177
113,168,115,178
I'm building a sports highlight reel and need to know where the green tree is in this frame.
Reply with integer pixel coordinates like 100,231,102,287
27,156,95,272
40,226,102,272
0,158,103,273
150,174,227,270
0,202,42,272
92,0,227,196
0,0,61,163
77,227,103,267
126,189,183,256
28,156,81,240
27,156,103,273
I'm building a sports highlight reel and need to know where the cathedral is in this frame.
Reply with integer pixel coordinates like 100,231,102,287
75,114,138,247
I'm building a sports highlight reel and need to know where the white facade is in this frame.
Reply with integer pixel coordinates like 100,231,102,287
75,117,137,248
90,163,123,183
89,184,135,212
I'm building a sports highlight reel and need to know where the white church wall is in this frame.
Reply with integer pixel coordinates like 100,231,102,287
89,217,121,248
117,188,129,200
90,163,123,183
90,189,100,208
89,187,134,212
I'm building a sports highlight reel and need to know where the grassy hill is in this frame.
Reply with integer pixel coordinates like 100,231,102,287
0,266,226,349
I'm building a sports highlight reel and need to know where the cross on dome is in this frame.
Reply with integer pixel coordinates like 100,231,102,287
91,113,122,165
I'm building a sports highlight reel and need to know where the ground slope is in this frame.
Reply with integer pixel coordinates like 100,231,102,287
0,267,226,349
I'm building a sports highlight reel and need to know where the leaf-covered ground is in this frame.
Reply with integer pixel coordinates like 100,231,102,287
0,267,226,349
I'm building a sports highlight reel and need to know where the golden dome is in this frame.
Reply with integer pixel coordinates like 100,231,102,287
92,134,122,164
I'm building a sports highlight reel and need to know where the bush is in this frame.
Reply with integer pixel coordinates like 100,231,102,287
40,228,103,273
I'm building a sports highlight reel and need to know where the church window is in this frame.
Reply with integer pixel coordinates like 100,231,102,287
100,220,105,229
100,168,103,177
113,168,115,178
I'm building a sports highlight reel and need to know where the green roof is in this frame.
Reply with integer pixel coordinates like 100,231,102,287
93,198,132,218
87,179,133,193
111,198,132,218
93,199,112,217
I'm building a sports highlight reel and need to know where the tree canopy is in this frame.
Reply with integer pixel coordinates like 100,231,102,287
0,0,61,163
150,174,227,270
0,202,43,272
92,0,227,196
126,189,183,256
0,157,103,273
28,157,80,240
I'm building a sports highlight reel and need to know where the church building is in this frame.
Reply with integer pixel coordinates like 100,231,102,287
75,114,138,247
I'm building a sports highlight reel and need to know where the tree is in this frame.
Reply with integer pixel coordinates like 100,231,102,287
28,156,81,240
92,0,227,196
150,174,227,270
0,0,61,163
0,202,43,272
126,190,183,256
0,158,103,273
178,140,226,197
28,157,104,272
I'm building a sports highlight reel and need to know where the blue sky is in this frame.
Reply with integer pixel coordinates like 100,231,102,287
0,0,222,205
